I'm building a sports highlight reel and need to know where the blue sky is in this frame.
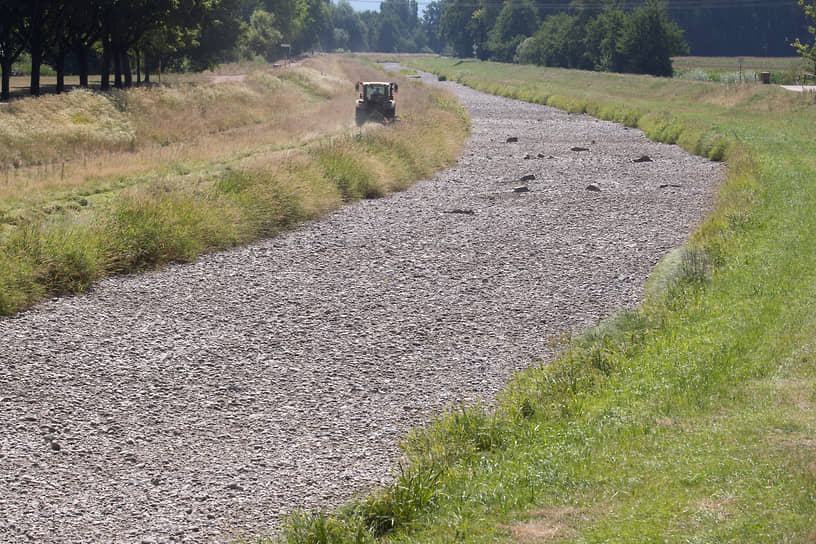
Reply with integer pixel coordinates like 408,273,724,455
344,0,432,14
346,0,380,11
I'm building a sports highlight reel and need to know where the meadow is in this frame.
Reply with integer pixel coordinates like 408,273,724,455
268,58,816,543
672,55,811,84
0,55,469,315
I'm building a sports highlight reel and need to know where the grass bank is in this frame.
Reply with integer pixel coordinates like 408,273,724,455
0,55,469,315
269,59,816,542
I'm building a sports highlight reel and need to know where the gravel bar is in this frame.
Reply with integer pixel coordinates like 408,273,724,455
0,68,720,543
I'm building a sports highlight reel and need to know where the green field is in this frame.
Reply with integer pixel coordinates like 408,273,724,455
270,58,816,543
671,56,811,84
673,55,807,73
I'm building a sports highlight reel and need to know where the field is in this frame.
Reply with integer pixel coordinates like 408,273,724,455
270,58,816,543
0,55,469,315
672,56,812,84
673,55,808,73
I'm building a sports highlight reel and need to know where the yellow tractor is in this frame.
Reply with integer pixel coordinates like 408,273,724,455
355,81,398,125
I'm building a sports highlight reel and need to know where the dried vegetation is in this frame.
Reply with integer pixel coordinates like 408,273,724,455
0,55,469,315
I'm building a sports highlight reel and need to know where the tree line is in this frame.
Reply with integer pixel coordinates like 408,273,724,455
0,0,245,99
1,0,814,100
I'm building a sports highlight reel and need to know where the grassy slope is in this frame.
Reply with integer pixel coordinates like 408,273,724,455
270,60,816,543
0,56,469,315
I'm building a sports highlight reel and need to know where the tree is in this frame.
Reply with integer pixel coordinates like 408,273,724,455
189,0,243,69
0,0,28,100
245,9,283,60
440,0,475,57
422,2,444,53
27,0,54,96
486,0,538,62
515,36,537,64
292,0,332,52
583,4,625,72
531,12,583,68
618,0,686,77
331,2,367,51
792,0,816,74
65,0,103,88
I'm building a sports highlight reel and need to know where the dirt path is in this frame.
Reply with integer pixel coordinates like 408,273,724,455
0,70,720,543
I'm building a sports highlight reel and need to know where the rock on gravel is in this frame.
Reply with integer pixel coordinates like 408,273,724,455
0,67,720,543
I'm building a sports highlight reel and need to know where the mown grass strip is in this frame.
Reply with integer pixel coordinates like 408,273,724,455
266,59,816,543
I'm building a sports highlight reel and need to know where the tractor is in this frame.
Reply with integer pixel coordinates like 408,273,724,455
355,81,398,125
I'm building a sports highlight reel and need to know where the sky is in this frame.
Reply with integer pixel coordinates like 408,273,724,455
344,0,432,14
346,0,381,11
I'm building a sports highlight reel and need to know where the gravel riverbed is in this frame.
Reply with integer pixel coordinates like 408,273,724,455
0,69,720,543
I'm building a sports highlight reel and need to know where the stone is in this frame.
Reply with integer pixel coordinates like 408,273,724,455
506,137,518,143
571,147,589,152
633,155,653,163
586,184,601,192
513,186,530,193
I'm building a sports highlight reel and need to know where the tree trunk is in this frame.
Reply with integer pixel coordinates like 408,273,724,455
1,59,11,101
30,22,43,96
122,49,132,88
113,47,122,88
56,46,66,94
135,49,141,85
144,54,151,84
101,41,111,91
77,46,89,88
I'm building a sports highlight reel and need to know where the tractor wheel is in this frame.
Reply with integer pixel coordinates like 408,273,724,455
355,110,366,126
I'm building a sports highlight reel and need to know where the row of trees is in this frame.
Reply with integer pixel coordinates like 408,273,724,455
437,0,687,75
325,0,811,76
0,0,246,99
671,2,809,57
0,0,340,100
2,0,815,99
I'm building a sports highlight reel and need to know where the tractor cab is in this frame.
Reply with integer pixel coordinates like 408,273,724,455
355,81,399,125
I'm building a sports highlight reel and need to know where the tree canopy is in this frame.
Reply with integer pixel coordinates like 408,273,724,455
792,0,816,74
0,0,811,100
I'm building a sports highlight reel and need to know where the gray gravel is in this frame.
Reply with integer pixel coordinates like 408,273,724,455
0,68,720,544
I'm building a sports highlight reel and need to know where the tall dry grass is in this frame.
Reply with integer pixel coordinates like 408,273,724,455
0,55,469,315
0,58,355,204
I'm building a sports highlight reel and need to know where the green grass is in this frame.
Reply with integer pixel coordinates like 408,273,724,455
671,56,811,84
265,58,816,543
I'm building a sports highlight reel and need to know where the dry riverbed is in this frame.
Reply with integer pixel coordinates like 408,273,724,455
0,68,720,543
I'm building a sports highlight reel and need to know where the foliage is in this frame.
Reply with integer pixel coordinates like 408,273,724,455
673,0,808,57
484,0,538,62
792,0,816,75
243,9,284,61
618,0,687,76
1,0,813,97
440,0,477,57
519,0,686,76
